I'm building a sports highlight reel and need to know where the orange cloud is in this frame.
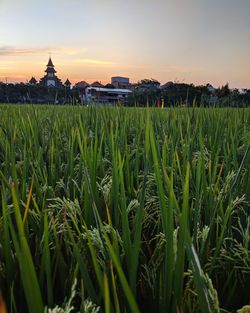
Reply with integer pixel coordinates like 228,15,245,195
58,47,87,55
75,59,117,66
0,46,49,56
0,46,88,57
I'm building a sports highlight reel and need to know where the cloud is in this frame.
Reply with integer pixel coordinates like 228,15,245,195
0,66,10,70
0,46,49,56
0,46,87,57
75,59,117,66
58,47,87,55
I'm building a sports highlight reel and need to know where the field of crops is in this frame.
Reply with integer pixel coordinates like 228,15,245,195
0,105,249,313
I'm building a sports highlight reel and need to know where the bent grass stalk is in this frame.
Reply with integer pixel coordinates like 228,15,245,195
0,105,249,313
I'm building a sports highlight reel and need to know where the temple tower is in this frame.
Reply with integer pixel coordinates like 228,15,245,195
40,57,62,87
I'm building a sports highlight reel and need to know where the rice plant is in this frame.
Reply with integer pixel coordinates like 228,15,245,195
0,105,249,313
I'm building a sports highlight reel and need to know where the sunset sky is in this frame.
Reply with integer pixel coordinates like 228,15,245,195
0,0,249,88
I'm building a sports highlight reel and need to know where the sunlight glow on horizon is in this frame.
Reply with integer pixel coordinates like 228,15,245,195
0,0,249,88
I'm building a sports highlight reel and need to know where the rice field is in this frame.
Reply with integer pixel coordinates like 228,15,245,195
0,105,249,313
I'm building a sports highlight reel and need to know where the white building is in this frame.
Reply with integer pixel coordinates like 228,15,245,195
85,86,132,105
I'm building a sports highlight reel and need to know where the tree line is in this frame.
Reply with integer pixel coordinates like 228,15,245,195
0,81,249,107
129,81,250,107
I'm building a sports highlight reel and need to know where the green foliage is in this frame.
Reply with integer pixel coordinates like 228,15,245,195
0,105,249,313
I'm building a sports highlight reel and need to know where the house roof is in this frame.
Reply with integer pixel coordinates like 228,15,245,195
47,57,54,67
90,81,104,87
29,76,37,84
87,87,132,93
45,57,56,72
75,81,90,88
65,78,71,85
45,67,56,73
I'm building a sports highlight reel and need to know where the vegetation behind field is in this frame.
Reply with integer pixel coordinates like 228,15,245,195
1,82,250,107
0,105,249,313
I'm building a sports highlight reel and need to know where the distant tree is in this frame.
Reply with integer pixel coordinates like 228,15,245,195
104,83,115,89
0,81,249,107
138,78,160,86
216,83,231,97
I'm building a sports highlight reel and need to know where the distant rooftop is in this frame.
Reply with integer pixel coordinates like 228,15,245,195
87,86,132,93
111,76,129,83
47,57,54,67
